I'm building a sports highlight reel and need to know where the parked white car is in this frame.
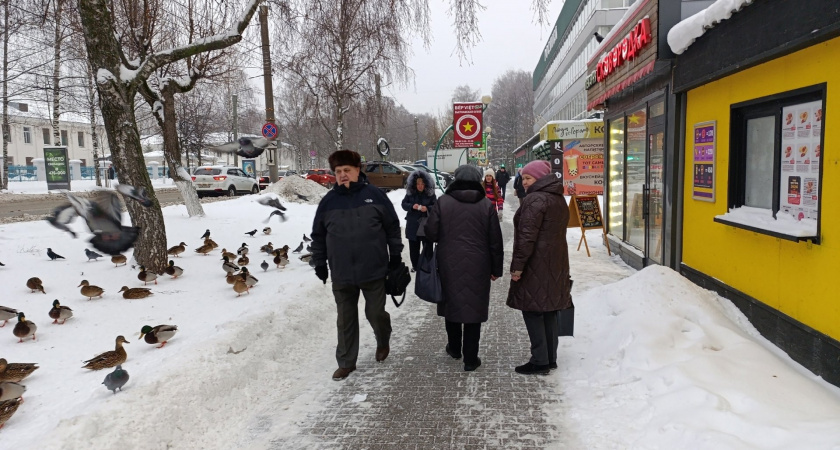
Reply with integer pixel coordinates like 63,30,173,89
191,165,260,197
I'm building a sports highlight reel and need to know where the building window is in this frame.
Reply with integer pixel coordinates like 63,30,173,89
78,132,85,147
23,126,32,144
724,84,824,241
608,117,625,240
43,128,51,144
60,130,68,146
26,157,33,166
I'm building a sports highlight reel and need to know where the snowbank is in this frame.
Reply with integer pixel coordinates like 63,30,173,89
264,175,328,205
667,0,754,55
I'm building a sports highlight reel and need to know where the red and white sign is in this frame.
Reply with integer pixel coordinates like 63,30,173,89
595,17,652,83
262,122,278,139
453,102,484,148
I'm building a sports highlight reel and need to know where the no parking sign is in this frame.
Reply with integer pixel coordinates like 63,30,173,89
262,122,278,139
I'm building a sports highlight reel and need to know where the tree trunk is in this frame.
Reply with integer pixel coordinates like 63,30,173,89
86,67,102,187
78,0,168,274
159,86,203,217
2,0,8,190
51,0,62,146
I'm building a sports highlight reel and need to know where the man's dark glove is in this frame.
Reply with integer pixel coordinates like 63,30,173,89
388,256,402,271
315,265,328,284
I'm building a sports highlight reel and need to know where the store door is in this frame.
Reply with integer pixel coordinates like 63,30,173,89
645,126,665,265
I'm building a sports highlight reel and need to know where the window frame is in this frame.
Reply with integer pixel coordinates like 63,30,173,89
23,126,32,144
724,83,826,243
78,131,85,147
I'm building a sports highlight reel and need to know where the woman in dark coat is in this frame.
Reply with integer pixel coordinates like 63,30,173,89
507,160,572,375
425,165,504,372
401,170,437,271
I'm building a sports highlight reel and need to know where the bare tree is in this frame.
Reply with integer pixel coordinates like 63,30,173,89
76,0,261,272
486,70,534,165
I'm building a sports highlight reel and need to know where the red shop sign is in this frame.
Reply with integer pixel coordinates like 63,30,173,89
595,17,652,83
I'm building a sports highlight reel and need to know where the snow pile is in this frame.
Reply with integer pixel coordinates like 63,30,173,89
265,175,328,204
668,0,755,55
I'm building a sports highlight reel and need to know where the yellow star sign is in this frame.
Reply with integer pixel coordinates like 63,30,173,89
462,122,474,133
628,114,641,125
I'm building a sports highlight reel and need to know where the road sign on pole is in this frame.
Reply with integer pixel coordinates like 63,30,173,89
262,122,278,139
453,102,483,148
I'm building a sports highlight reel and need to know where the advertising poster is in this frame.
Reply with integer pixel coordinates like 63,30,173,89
241,160,256,178
452,102,484,148
44,146,70,190
780,100,822,220
562,138,604,196
692,121,715,201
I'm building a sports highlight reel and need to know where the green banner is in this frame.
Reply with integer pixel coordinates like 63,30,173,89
44,146,70,190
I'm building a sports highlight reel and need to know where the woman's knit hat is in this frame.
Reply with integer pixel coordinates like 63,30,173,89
484,168,495,179
521,160,551,180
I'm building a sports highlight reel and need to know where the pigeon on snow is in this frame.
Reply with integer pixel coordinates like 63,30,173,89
85,249,103,261
47,248,65,260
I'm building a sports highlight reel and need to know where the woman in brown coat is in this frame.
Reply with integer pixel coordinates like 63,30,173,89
507,160,572,375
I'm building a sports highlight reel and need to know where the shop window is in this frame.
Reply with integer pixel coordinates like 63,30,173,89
721,84,824,242
625,108,647,250
23,126,32,144
608,118,625,240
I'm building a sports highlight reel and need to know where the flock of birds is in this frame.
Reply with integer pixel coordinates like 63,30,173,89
0,190,316,430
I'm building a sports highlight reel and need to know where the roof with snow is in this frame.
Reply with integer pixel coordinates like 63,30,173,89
667,0,755,55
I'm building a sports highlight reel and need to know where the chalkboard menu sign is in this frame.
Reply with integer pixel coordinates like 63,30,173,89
567,195,610,257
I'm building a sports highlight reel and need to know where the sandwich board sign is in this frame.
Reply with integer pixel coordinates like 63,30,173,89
44,146,70,190
567,195,610,257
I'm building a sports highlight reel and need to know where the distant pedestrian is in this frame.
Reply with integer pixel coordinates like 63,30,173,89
495,164,511,198
311,149,404,381
108,166,116,180
482,169,504,220
507,160,572,375
425,165,503,372
513,166,526,206
401,170,437,272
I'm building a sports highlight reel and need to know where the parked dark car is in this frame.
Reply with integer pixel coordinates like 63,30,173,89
364,161,409,191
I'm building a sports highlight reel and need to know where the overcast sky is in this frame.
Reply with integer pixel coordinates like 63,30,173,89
389,0,565,116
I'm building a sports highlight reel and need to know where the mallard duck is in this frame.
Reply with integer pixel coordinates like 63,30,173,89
274,254,289,269
78,280,105,300
0,398,22,429
138,265,157,285
102,365,129,394
237,255,249,266
273,245,290,259
263,227,271,235
13,312,36,342
164,260,183,278
111,254,127,266
118,286,153,299
233,278,250,297
225,272,240,285
82,335,129,370
0,306,17,328
139,324,178,348
0,359,38,382
222,256,239,275
220,248,237,261
0,381,25,402
167,242,187,257
239,267,259,288
237,243,249,256
204,237,219,249
49,300,73,324
26,277,45,294
194,243,214,255
260,242,274,254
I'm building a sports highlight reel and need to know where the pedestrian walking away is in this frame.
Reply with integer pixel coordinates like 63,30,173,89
310,149,404,381
483,169,505,220
401,170,437,272
425,165,504,372
513,165,527,206
495,164,511,199
507,160,572,375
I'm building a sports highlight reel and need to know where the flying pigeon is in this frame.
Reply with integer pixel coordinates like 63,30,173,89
66,192,140,255
256,196,288,223
295,193,309,202
115,184,153,207
265,210,286,223
211,136,274,159
47,248,65,261
102,365,129,394
303,234,311,242
85,249,103,261
292,242,304,253
46,204,79,238
200,229,211,239
260,260,269,272
244,229,257,237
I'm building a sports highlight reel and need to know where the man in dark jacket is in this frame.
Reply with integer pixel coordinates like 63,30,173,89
311,149,404,381
513,166,526,205
495,165,511,199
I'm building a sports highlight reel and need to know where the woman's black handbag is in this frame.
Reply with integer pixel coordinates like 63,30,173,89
385,262,412,307
414,245,444,304
416,216,428,237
